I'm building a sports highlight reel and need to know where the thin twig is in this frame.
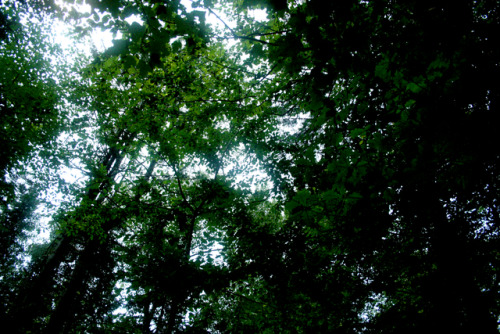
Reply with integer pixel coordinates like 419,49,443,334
208,8,278,46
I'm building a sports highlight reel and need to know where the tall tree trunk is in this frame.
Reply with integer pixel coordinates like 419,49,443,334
142,300,156,334
43,237,105,334
8,144,126,332
6,235,73,333
415,182,498,332
44,159,157,333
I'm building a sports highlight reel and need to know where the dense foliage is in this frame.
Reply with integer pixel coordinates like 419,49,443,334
1,0,499,333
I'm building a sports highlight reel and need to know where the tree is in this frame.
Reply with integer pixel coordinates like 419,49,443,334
1,0,499,333
0,1,68,324
211,0,500,332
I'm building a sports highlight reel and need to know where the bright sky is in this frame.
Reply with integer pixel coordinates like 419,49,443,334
53,0,267,53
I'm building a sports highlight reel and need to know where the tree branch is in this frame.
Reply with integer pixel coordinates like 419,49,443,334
208,8,278,46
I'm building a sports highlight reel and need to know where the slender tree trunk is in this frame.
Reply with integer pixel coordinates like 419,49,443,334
44,158,157,333
8,143,127,332
7,235,73,333
142,300,155,334
43,237,104,334
420,183,498,333
166,298,180,334
431,216,497,333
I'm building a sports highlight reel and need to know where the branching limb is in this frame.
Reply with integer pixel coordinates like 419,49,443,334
208,8,278,46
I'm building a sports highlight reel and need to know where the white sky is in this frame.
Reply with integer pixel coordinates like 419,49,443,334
52,0,267,53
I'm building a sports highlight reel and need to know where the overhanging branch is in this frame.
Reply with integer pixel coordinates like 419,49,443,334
208,8,278,46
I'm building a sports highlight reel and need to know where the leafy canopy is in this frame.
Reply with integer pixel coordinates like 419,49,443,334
1,0,499,333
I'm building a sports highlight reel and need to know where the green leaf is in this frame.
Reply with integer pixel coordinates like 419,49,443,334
172,40,182,53
107,39,130,56
406,82,422,93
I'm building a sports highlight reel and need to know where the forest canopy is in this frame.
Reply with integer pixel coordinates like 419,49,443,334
1,0,499,333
